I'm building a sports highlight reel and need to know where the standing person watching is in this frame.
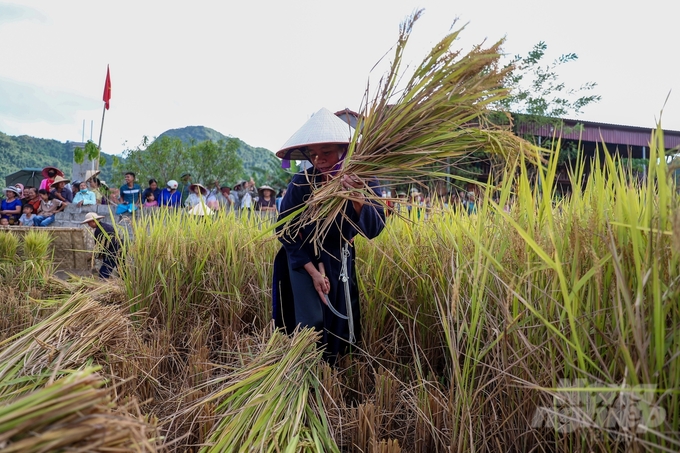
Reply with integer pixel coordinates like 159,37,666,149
256,185,277,213
272,108,386,364
159,180,182,208
141,179,161,205
81,212,121,279
179,173,192,206
116,172,141,216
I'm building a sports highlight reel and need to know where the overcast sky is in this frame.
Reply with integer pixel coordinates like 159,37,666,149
1,0,678,157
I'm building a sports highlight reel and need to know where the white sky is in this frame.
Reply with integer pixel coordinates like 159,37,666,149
1,0,678,157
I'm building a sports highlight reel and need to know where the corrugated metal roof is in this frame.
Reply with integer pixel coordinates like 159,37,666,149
516,119,680,149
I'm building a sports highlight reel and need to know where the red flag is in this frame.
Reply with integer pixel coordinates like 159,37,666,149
102,65,111,110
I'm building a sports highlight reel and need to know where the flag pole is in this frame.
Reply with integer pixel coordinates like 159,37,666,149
97,65,112,173
96,105,106,172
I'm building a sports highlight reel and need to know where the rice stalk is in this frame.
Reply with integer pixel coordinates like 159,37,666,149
279,10,541,244
0,366,156,452
194,328,339,453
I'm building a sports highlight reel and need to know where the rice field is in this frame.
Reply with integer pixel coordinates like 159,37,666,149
0,136,678,452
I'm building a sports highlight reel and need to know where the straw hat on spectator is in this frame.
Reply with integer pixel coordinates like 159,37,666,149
276,107,355,161
257,185,275,197
84,170,101,182
42,166,64,178
79,212,105,224
189,183,208,196
233,179,247,190
52,175,70,185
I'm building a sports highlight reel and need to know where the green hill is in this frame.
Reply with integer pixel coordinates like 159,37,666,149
0,131,114,184
157,125,288,186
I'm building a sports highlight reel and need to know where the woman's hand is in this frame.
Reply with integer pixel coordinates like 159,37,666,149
305,262,330,305
341,173,363,190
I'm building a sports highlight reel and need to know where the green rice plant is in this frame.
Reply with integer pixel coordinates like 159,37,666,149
0,231,20,281
0,367,156,452
18,230,54,290
194,328,339,453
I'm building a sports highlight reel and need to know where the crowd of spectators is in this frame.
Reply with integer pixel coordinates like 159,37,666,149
0,167,288,227
1,166,487,228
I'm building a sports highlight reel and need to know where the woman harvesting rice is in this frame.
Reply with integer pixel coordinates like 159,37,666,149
273,108,386,363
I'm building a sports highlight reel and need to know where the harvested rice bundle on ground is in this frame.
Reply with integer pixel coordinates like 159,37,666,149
0,367,156,452
194,329,338,453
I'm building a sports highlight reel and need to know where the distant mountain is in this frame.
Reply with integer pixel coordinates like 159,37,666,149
157,126,282,179
0,131,114,185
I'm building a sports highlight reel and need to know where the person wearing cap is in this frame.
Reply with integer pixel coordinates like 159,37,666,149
255,185,277,213
1,186,23,225
72,181,97,207
81,212,121,279
272,107,386,364
159,180,182,208
50,175,73,204
39,166,64,192
185,183,208,208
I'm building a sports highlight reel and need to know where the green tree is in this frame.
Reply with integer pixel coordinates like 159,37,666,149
496,41,601,122
114,136,243,187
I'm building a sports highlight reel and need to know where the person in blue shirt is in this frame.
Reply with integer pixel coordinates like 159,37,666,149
116,172,142,215
1,187,23,224
158,180,182,208
73,182,97,206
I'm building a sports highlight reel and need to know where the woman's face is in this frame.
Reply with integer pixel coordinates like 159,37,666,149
55,182,65,190
150,182,158,191
307,144,343,173
5,190,15,199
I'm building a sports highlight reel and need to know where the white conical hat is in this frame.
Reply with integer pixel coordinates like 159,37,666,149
276,107,355,160
188,202,214,216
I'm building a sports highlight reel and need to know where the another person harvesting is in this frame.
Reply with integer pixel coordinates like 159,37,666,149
81,212,121,279
272,108,386,364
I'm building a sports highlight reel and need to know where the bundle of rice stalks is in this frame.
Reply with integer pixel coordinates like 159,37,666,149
194,328,339,453
283,10,540,243
0,292,132,400
0,367,156,452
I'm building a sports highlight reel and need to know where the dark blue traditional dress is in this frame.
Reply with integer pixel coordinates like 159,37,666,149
272,169,385,362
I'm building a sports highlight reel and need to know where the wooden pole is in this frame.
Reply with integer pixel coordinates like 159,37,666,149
96,104,106,172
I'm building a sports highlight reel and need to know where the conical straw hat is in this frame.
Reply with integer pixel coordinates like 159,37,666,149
188,202,214,216
276,107,355,161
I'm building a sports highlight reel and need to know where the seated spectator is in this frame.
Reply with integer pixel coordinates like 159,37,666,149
1,187,23,225
39,166,64,192
19,204,36,226
34,189,65,227
14,183,25,201
159,180,181,208
21,185,34,206
24,187,41,212
141,179,162,205
70,180,82,196
256,185,277,212
50,176,73,203
185,183,208,208
0,218,8,226
143,192,158,208
73,182,97,206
